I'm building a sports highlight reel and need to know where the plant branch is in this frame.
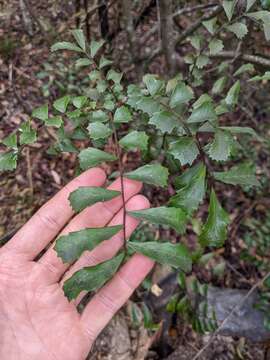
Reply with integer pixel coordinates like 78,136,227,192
208,51,270,68
175,5,223,49
87,51,128,251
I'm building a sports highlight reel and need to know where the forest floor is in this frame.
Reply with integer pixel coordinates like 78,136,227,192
1,0,270,359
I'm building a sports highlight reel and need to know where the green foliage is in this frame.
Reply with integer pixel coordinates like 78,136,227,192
128,241,192,272
128,207,188,234
63,253,124,300
55,225,122,263
2,14,267,315
119,131,149,152
68,187,120,212
125,164,169,187
213,162,259,187
169,163,206,215
79,148,117,169
199,190,230,248
0,152,17,171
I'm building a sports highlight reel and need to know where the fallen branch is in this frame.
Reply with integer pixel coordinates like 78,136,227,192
209,51,270,68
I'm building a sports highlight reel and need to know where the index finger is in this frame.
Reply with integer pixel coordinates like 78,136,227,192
3,168,106,259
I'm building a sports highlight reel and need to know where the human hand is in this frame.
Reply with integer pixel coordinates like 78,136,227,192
0,168,154,360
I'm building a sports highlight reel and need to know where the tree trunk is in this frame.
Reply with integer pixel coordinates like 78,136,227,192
98,0,109,39
158,0,176,76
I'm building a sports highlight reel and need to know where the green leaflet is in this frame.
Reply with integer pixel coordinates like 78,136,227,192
169,137,199,166
190,35,202,50
32,104,48,121
192,94,213,109
75,58,92,68
225,80,240,107
119,131,149,152
79,148,116,170
71,29,86,51
202,17,218,35
51,41,84,53
44,116,63,128
199,189,230,248
90,39,105,58
247,0,257,11
114,106,132,123
149,111,179,134
143,74,164,96
169,163,206,215
213,162,259,187
233,63,255,76
53,96,71,113
128,206,188,234
69,187,121,212
0,152,17,171
219,126,261,140
99,56,113,68
63,253,124,300
72,96,88,109
249,71,270,82
206,129,235,162
87,122,112,140
209,39,224,55
19,122,37,145
2,133,17,149
106,69,123,84
136,96,162,115
196,55,210,69
169,83,194,108
125,164,169,187
222,0,236,21
226,22,248,39
187,102,217,123
128,241,192,272
89,110,109,123
55,225,122,263
212,76,227,95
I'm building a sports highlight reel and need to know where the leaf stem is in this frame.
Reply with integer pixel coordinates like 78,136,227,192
87,51,128,252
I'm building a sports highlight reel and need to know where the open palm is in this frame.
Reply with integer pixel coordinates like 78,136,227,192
0,168,153,360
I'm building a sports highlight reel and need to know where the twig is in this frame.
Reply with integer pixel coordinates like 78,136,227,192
142,5,223,67
25,147,34,198
192,270,270,360
83,0,90,41
21,0,46,35
175,5,223,48
157,0,176,76
208,51,270,68
86,53,128,252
